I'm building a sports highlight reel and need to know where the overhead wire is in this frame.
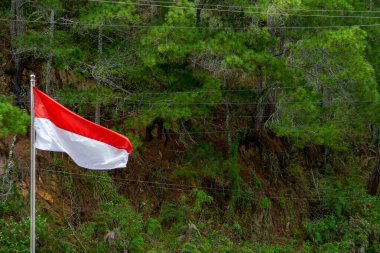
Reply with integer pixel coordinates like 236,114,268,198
135,0,380,14
2,18,380,30
35,168,379,202
88,0,380,19
41,83,378,98
15,106,371,121
14,98,380,106
25,86,301,98
99,86,298,95
12,85,351,101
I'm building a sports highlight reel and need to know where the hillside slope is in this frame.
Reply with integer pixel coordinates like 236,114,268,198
1,0,380,252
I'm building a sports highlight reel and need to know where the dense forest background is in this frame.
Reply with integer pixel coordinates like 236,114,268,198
1,0,380,252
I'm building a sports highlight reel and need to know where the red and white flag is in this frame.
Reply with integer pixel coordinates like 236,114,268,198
33,87,132,169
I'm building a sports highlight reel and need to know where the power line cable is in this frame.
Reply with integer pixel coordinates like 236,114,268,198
118,99,380,105
2,18,380,30
141,0,380,14
27,86,299,98
20,110,358,122
15,99,380,105
36,168,379,201
13,85,333,101
102,86,297,95
16,84,378,100
88,0,380,19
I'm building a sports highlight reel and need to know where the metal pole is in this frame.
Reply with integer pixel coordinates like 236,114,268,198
30,74,36,253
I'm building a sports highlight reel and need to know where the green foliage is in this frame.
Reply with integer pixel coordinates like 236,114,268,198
125,132,143,151
79,197,144,252
0,96,29,137
35,0,63,12
191,189,213,213
302,214,374,252
0,216,47,253
146,218,161,236
3,0,380,252
303,173,380,252
252,174,262,189
224,159,242,203
173,142,224,181
76,170,118,203
248,242,299,253
179,225,234,253
258,196,272,210
0,1,10,15
129,236,145,253
272,87,345,149
159,202,187,226
80,0,139,26
56,85,119,114
182,242,202,253
45,226,76,253
124,76,222,132
0,189,24,217
271,25,380,149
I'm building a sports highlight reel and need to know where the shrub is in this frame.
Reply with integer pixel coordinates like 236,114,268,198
146,218,161,236
159,202,187,226
191,189,213,213
0,216,47,253
79,196,143,252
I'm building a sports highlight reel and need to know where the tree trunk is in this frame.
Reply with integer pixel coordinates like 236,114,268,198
45,9,55,95
225,103,232,156
150,0,157,19
196,0,204,27
254,66,266,131
10,0,24,103
95,21,103,125
257,65,263,93
1,135,17,198
368,143,380,196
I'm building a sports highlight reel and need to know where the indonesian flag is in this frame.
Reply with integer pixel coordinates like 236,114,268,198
33,87,132,169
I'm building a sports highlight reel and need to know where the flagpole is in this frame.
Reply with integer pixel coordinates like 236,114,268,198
30,74,36,253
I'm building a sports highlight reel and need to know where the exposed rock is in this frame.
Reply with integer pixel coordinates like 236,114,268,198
104,230,117,246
